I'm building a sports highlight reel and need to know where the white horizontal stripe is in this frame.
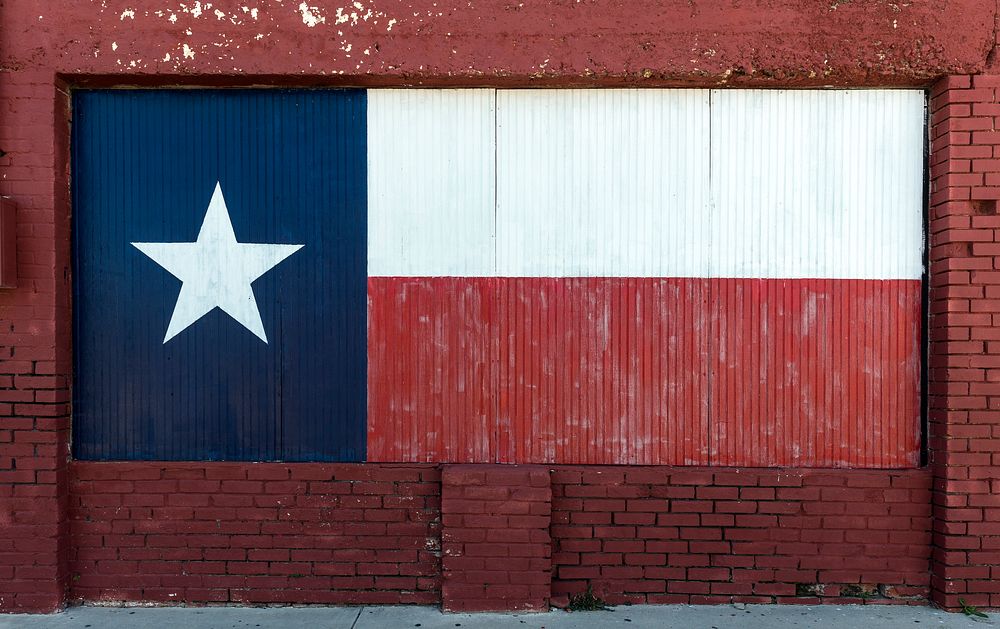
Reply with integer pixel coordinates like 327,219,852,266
368,89,925,280
367,89,495,277
496,89,712,277
710,89,925,280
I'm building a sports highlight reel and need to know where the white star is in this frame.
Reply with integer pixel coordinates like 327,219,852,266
132,182,303,344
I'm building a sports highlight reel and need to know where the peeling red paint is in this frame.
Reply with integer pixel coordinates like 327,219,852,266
0,1,995,85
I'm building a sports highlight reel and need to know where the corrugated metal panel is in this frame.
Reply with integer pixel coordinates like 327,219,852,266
709,89,925,280
710,278,921,467
708,89,924,467
495,89,711,277
72,89,367,461
367,89,495,276
368,277,495,463
367,277,710,464
365,88,924,468
72,88,925,466
495,278,710,465
374,89,923,280
368,275,919,466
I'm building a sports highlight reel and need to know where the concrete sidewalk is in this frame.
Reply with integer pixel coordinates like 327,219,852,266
0,604,993,629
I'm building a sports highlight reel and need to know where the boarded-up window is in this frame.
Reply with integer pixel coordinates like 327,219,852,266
74,89,924,466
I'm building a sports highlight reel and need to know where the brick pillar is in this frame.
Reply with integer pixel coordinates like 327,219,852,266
0,71,72,612
928,74,1000,610
440,464,552,612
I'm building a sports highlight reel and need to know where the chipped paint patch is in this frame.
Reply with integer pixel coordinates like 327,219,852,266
299,3,326,27
183,43,195,59
111,41,118,51
120,9,135,20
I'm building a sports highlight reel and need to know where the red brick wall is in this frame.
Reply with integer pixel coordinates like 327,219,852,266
65,464,936,610
928,74,1000,610
0,70,72,613
441,465,552,612
1,6,999,611
551,468,931,605
68,463,441,605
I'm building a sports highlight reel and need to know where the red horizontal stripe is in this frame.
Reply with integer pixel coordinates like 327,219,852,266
368,277,921,467
710,278,921,467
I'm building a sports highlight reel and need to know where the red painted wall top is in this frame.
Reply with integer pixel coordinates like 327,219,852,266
0,1,995,86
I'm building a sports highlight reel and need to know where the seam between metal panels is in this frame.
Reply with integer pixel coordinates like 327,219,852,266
707,88,714,466
493,89,499,277
494,88,499,463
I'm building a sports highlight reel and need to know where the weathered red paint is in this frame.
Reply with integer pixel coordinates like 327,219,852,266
549,466,932,606
68,462,442,606
441,464,551,612
368,277,711,465
0,73,73,613
66,461,932,609
0,1,995,86
368,277,920,467
711,278,922,468
926,74,1000,611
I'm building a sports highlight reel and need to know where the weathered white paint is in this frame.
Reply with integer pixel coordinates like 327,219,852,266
496,89,712,277
299,2,326,26
367,89,496,277
710,89,925,280
369,89,925,280
132,183,303,343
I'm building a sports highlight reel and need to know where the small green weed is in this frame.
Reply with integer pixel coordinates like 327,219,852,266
568,585,611,612
959,598,989,619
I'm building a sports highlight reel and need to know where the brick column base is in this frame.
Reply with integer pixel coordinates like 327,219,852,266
440,464,552,612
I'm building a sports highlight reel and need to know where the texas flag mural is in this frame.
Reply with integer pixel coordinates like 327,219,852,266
72,88,925,467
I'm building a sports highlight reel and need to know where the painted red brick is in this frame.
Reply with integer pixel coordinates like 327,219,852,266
551,467,931,606
441,465,551,612
0,0,996,616
67,463,441,606
0,70,72,613
928,74,1000,611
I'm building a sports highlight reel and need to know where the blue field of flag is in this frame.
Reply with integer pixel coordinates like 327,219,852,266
72,89,368,461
